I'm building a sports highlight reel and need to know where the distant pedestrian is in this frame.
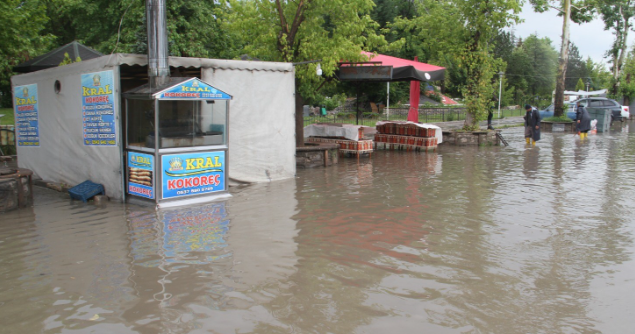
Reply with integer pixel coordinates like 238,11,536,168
523,104,541,145
575,101,591,139
488,94,497,130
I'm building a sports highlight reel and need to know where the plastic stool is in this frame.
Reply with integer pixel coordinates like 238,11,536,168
68,180,105,202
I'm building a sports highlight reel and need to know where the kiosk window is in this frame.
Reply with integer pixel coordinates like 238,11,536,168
157,100,226,148
127,99,155,149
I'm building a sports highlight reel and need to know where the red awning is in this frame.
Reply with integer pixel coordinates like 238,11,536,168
361,52,444,73
336,52,446,82
360,52,445,82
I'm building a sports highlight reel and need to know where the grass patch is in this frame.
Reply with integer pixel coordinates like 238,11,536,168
543,116,573,123
0,108,14,126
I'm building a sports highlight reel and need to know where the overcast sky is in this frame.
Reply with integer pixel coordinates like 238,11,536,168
512,3,635,66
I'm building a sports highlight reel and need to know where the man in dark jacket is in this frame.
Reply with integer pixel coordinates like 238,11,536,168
575,101,591,139
488,94,498,130
524,104,541,145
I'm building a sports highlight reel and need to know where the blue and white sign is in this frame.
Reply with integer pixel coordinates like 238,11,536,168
156,78,231,100
128,152,154,199
82,70,117,146
13,84,39,146
162,151,226,199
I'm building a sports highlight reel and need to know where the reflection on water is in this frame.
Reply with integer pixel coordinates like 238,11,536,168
2,124,635,333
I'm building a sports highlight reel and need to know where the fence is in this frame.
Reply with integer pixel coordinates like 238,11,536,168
303,107,524,127
0,125,16,156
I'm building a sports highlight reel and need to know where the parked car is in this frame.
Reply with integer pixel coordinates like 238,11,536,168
538,103,576,120
539,97,626,123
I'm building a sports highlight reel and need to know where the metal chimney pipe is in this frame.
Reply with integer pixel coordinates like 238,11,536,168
147,0,169,87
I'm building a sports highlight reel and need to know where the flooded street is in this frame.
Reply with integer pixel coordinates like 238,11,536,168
3,123,635,334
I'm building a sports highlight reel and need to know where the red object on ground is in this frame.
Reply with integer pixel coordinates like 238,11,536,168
440,94,458,105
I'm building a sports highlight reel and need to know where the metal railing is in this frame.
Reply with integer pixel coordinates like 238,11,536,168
303,107,524,127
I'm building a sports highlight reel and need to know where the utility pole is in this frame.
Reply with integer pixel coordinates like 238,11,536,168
498,72,504,125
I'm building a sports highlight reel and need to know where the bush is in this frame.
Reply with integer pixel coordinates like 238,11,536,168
337,112,355,119
323,97,340,111
427,91,443,103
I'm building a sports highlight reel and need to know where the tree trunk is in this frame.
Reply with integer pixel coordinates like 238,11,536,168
612,13,630,96
554,0,571,118
295,89,305,148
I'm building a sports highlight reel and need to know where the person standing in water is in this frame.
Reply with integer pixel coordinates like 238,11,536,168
523,104,541,145
575,101,591,139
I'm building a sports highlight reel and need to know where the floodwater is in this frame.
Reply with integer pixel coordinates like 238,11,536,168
3,123,635,334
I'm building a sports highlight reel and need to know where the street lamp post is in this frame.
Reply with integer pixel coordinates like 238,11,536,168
497,71,504,125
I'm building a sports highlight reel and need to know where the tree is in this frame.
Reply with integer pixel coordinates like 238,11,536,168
454,0,521,130
585,57,612,90
575,78,585,91
597,0,635,96
42,0,235,58
565,44,589,90
619,47,635,106
0,0,52,107
529,0,593,117
223,0,387,146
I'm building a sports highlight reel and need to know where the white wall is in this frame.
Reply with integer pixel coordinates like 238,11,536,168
11,58,124,199
202,65,296,183
11,55,297,202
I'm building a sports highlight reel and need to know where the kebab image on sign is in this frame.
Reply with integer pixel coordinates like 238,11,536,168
129,167,153,187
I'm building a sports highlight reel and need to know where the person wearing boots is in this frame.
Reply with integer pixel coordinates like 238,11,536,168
523,104,541,145
488,94,497,130
575,101,591,139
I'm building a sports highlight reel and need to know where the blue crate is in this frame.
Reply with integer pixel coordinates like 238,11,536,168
68,180,105,202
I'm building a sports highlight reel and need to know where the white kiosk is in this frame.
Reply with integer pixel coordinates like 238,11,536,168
123,77,232,208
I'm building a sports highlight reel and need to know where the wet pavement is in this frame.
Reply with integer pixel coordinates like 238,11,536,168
2,122,635,333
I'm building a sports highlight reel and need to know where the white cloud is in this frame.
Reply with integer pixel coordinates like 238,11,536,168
512,3,635,66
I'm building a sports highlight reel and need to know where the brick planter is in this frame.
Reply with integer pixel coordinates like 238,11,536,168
540,121,576,133
442,130,501,146
296,142,339,168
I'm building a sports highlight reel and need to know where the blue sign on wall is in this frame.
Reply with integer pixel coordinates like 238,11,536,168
82,70,117,146
162,151,226,199
128,152,154,199
157,78,231,100
14,84,39,146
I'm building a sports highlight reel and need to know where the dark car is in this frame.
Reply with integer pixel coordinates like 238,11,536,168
539,97,625,123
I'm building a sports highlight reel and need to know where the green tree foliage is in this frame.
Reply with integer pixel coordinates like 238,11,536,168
0,0,53,107
596,0,635,96
529,0,594,117
584,57,612,90
574,78,585,91
43,0,234,58
453,0,521,130
222,0,387,101
565,44,589,90
619,47,635,105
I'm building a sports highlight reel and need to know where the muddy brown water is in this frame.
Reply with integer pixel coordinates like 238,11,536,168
2,124,635,334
